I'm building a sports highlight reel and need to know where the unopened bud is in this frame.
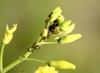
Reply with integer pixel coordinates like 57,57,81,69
58,34,82,44
64,23,75,34
59,20,72,31
49,7,62,23
41,28,48,37
57,15,65,24
3,24,17,44
50,60,76,70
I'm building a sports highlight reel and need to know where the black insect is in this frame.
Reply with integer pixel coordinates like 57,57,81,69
48,19,59,35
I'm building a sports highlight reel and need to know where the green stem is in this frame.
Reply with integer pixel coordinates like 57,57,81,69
1,49,32,73
1,22,50,73
25,58,46,64
1,35,44,73
0,44,6,72
41,42,57,45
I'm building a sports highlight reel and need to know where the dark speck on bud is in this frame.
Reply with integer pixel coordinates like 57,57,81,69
27,48,34,52
57,38,61,43
48,22,58,34
31,43,40,50
48,12,53,18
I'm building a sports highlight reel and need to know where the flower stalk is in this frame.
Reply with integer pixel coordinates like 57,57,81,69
0,44,6,71
0,6,82,73
0,24,17,72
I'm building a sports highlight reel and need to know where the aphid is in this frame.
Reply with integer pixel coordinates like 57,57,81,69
31,43,40,50
49,20,58,31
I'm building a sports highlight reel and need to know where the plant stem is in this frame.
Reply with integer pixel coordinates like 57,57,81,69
1,21,50,73
0,44,6,72
1,35,44,73
41,42,57,45
1,49,32,73
25,58,46,64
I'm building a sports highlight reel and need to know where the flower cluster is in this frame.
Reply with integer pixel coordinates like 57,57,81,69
0,6,82,73
39,7,81,46
34,6,82,73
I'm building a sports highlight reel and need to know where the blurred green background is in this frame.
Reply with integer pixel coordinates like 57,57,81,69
0,0,100,73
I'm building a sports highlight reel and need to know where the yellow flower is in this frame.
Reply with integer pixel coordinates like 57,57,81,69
3,24,17,45
34,65,58,73
50,60,76,70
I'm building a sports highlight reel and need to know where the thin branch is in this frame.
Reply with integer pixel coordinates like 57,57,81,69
0,44,6,71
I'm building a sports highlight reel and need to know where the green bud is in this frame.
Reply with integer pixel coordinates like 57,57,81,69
64,23,75,34
41,28,48,37
59,19,75,34
50,60,76,70
57,15,65,24
59,20,72,31
49,7,62,23
58,34,82,44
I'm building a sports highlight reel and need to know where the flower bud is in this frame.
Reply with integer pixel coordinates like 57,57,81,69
57,15,65,24
59,20,71,31
50,60,76,70
3,24,17,44
41,28,48,37
64,23,75,34
49,7,62,23
58,34,82,44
